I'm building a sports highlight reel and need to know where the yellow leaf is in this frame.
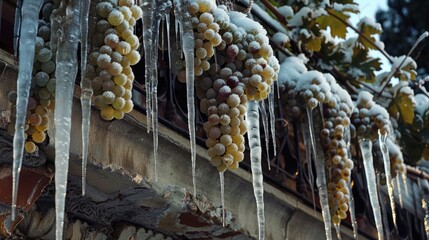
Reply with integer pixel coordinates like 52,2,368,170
389,92,415,124
316,10,348,38
305,36,322,51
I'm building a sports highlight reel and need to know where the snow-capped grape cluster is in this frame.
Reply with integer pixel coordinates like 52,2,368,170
279,56,357,224
351,91,406,177
321,74,354,225
6,1,56,153
187,0,279,172
90,0,142,121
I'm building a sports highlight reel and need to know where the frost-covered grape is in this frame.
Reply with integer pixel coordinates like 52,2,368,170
37,48,52,63
108,9,124,26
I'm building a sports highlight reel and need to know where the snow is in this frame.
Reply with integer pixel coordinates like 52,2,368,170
357,16,382,33
11,0,43,222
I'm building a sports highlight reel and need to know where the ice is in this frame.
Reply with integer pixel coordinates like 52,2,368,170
419,178,429,239
219,172,225,227
306,106,332,240
347,184,358,239
11,0,43,222
378,130,397,230
174,0,197,196
141,0,154,134
268,89,276,157
334,223,342,240
246,100,265,240
51,1,81,239
395,176,404,208
359,138,384,240
344,127,358,239
259,101,270,170
80,0,92,196
301,123,316,212
378,175,391,240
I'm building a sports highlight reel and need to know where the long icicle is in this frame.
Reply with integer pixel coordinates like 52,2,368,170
301,123,316,213
51,1,81,239
246,100,265,240
219,172,225,227
378,174,391,240
259,101,270,170
80,0,92,196
11,0,43,222
306,106,332,240
378,130,397,230
359,138,384,240
419,178,429,239
344,126,358,239
174,0,197,196
268,89,276,157
141,0,154,134
395,176,404,208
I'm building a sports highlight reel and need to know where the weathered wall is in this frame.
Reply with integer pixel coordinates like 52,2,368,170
0,49,360,239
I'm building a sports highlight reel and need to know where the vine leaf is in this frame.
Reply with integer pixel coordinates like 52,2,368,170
316,10,348,38
357,18,382,50
348,45,381,82
389,88,415,124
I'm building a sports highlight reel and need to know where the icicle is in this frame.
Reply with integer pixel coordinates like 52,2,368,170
174,0,197,196
395,175,404,208
306,106,332,240
268,89,276,157
219,172,225,227
344,127,358,239
347,184,358,239
377,175,391,240
301,124,316,213
11,0,43,222
378,130,397,230
402,172,409,197
358,138,384,240
246,100,265,240
259,101,270,170
80,0,92,196
51,1,81,239
141,0,155,134
334,223,342,240
419,178,429,239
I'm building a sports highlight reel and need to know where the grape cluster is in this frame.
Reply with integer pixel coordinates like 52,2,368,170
321,74,354,224
90,0,142,121
187,0,279,172
279,56,357,224
6,1,56,153
351,91,406,177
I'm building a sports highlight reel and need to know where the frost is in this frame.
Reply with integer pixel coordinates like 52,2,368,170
11,0,43,221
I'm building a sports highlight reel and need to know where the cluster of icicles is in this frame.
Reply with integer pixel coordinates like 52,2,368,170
279,56,408,239
8,0,278,239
